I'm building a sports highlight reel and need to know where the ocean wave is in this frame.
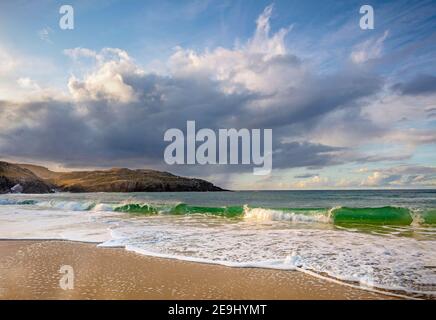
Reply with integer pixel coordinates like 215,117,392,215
1,197,435,226
99,224,436,298
1,196,435,298
114,203,158,215
243,206,331,223
36,200,95,211
0,199,37,205
243,206,436,226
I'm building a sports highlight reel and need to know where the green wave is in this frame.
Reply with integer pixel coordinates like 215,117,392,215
8,198,434,226
17,200,38,205
170,203,244,217
113,203,434,226
0,199,38,205
113,203,244,217
420,209,436,225
114,203,158,215
330,206,413,225
167,204,436,226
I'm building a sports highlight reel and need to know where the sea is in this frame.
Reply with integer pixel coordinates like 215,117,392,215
0,190,435,298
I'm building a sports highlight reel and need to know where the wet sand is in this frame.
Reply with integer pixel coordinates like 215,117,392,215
0,240,397,300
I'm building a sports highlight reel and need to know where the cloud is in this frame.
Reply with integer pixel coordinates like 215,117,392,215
168,4,297,96
392,74,436,96
292,175,330,189
17,77,40,91
269,165,436,189
66,48,144,103
0,4,434,189
361,171,401,187
350,30,389,64
361,166,436,187
0,47,19,74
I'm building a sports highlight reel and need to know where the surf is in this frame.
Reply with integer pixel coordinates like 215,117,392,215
1,190,435,298
1,197,435,226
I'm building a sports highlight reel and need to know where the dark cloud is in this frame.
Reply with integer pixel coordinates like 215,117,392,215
0,45,383,179
0,2,403,183
392,74,436,96
354,153,412,163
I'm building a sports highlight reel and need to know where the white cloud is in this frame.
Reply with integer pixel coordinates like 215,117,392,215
0,44,62,101
361,171,393,186
0,46,19,73
306,83,436,151
66,48,143,103
350,30,389,64
364,91,435,124
168,4,302,96
292,175,330,188
17,77,40,90
361,166,436,187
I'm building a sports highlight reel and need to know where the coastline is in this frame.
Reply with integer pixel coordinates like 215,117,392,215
0,240,398,300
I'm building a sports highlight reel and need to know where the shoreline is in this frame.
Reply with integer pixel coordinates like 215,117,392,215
0,239,400,300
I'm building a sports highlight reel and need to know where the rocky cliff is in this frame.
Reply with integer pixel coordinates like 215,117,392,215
48,168,224,192
0,161,224,193
0,162,54,194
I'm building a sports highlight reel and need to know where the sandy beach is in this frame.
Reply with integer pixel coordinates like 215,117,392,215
0,240,397,300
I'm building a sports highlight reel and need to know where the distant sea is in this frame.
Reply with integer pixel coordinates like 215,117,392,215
1,189,435,298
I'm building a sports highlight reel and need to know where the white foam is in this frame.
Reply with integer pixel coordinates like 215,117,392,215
92,203,114,212
0,207,113,242
36,200,95,211
243,206,331,223
96,216,436,297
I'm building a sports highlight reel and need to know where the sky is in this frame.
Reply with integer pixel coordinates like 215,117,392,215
0,0,435,190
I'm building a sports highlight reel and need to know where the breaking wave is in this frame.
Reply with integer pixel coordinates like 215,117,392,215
1,198,435,226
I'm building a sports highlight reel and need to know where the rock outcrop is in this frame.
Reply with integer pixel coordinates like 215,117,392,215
0,161,224,193
48,168,224,192
0,162,54,194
